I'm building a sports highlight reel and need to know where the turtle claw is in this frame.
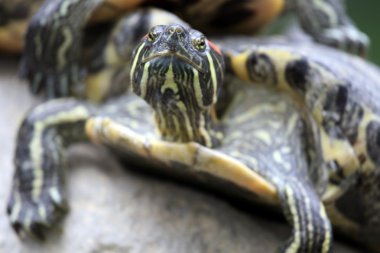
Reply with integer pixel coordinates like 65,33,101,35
7,186,68,240
315,25,370,57
11,220,47,241
19,59,86,99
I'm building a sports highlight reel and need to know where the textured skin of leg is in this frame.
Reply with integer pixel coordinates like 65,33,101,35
279,182,332,253
288,0,369,56
19,0,103,98
7,99,94,239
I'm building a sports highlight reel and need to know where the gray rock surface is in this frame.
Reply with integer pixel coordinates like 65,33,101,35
0,58,365,253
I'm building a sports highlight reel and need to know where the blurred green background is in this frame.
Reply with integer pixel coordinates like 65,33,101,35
347,1,380,65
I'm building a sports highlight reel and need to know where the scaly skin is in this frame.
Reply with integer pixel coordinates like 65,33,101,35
228,42,380,180
227,37,380,251
6,9,380,253
287,0,369,55
0,0,367,98
7,99,94,239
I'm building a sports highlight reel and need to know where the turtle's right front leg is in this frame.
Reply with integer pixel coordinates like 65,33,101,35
19,0,103,98
7,99,94,239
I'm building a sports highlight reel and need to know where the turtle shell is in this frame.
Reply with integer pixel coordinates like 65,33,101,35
86,78,326,206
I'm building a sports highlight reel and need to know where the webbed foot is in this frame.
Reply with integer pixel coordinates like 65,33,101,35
18,16,86,99
314,25,369,56
7,98,93,239
19,59,86,98
18,0,103,98
293,0,370,57
7,185,68,240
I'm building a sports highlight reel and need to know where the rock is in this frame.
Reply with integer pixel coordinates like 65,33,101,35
0,59,363,253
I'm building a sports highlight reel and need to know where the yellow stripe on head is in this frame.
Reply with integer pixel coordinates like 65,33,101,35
130,41,146,92
206,52,218,105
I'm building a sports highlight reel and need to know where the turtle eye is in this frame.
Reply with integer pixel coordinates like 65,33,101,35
193,37,206,51
147,30,158,42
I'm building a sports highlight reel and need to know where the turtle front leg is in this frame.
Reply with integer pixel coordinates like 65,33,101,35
85,117,333,252
278,182,332,253
7,99,94,239
228,48,361,185
287,0,369,56
19,0,103,98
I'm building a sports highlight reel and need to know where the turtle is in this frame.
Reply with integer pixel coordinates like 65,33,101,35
0,0,370,98
6,7,380,253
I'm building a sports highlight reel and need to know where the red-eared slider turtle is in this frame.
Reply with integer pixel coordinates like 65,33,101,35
0,0,369,98
6,9,380,253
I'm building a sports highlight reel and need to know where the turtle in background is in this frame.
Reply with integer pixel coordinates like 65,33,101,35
0,0,370,98
6,8,380,253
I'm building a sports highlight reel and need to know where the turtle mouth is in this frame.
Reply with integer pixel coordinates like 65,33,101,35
142,51,205,73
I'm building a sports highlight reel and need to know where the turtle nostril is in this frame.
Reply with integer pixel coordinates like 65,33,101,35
175,27,183,34
168,26,183,35
168,27,175,34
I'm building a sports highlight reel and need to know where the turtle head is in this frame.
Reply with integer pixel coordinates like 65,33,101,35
130,24,224,147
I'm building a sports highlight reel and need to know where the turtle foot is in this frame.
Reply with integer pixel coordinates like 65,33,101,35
19,59,86,99
315,25,370,57
6,185,68,240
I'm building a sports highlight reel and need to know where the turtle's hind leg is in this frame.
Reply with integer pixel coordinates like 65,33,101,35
7,99,94,239
278,181,332,253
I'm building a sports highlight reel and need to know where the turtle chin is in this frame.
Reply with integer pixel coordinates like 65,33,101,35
151,98,219,147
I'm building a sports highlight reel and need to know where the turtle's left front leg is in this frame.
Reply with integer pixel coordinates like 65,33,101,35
7,99,94,239
278,182,333,253
287,0,369,56
278,181,332,253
